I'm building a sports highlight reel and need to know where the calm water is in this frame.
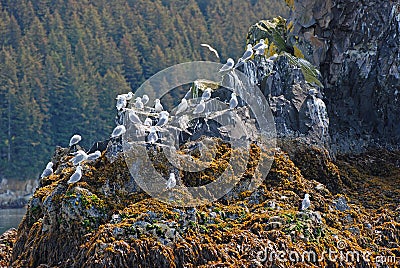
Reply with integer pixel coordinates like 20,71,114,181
0,208,26,235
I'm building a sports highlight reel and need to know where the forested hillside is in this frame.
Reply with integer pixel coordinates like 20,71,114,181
0,0,288,179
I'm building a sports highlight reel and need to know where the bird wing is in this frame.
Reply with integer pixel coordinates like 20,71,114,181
241,49,253,61
200,43,219,59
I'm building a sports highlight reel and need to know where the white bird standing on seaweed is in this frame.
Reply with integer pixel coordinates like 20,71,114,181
71,150,88,166
301,193,311,210
68,166,82,184
40,162,53,178
200,43,219,59
219,58,235,72
111,125,126,138
166,172,176,189
87,150,101,161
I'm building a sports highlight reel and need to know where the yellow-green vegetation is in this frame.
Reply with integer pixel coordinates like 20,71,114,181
246,17,323,88
8,141,400,267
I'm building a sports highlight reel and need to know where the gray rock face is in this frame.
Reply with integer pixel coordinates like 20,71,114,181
290,0,400,153
238,54,330,147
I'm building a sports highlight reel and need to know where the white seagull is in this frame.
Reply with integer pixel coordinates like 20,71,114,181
219,58,235,72
193,100,206,114
200,43,219,59
71,150,88,166
156,111,169,127
68,166,82,184
124,92,134,101
235,44,253,67
154,99,164,112
175,98,188,115
147,126,158,144
111,125,126,138
116,95,127,110
253,39,267,55
229,93,238,109
142,94,149,105
69,134,82,147
301,193,311,210
134,97,144,110
87,150,101,161
127,109,142,124
166,172,176,189
201,88,212,101
40,162,53,178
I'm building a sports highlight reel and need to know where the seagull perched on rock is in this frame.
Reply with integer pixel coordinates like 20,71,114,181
219,58,235,72
156,111,169,127
40,162,53,178
117,92,133,101
124,92,134,101
201,88,212,101
87,150,101,161
71,150,88,166
301,193,311,211
142,94,149,105
147,126,158,144
253,39,267,55
193,100,206,114
134,97,144,110
175,98,188,115
235,44,253,68
166,172,176,189
229,93,238,109
200,43,219,59
69,134,82,147
111,125,126,138
68,166,82,184
116,95,127,110
154,99,164,112
126,109,142,124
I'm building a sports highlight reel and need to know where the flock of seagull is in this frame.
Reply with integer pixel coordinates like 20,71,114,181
39,39,312,208
39,39,269,190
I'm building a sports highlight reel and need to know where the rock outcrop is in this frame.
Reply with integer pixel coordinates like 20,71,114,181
7,144,400,267
288,0,400,153
4,1,400,267
242,17,330,148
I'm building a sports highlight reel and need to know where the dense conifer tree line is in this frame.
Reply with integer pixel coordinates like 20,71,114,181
0,0,288,179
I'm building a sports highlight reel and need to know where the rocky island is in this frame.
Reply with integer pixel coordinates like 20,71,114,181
1,0,399,267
